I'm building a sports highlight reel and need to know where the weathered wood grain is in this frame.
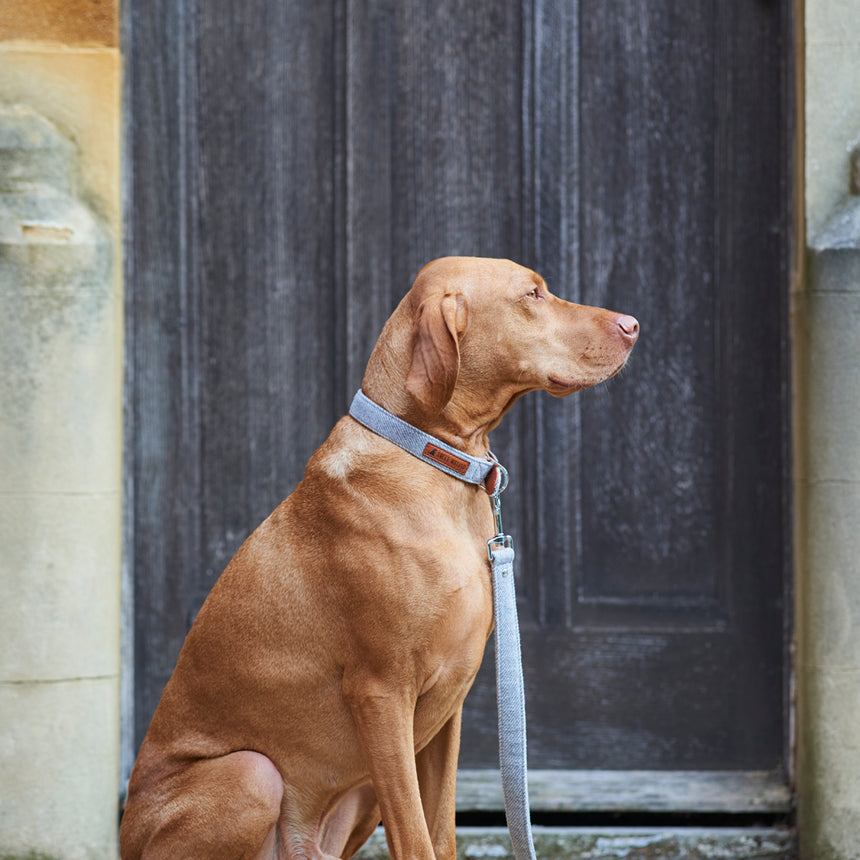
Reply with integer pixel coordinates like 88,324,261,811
456,769,792,813
460,0,791,774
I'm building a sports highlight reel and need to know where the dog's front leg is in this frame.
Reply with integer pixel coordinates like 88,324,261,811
344,678,435,860
416,709,462,860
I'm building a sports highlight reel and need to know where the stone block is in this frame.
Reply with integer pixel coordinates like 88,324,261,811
798,664,860,860
0,492,120,682
806,0,860,47
805,42,860,241
0,0,118,46
809,247,860,287
0,678,119,860
0,103,121,497
803,290,860,483
0,278,121,494
0,46,121,234
801,480,860,669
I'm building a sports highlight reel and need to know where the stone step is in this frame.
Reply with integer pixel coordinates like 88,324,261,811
355,826,796,860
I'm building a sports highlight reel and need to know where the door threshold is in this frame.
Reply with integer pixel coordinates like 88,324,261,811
356,825,797,859
456,769,793,815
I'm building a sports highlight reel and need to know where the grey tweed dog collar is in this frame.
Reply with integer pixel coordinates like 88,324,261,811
348,389,502,493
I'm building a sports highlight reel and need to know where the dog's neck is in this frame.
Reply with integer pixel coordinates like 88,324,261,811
360,380,511,460
361,305,526,458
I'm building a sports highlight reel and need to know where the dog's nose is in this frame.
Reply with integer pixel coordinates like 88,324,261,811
616,315,639,343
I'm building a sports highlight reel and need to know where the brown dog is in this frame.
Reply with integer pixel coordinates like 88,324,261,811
120,257,638,860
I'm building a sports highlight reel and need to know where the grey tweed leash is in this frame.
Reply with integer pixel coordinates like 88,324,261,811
349,389,538,860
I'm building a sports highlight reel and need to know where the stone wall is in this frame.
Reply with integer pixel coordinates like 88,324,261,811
0,2,121,858
797,1,860,857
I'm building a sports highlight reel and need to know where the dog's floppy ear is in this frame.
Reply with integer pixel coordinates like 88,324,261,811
406,293,465,414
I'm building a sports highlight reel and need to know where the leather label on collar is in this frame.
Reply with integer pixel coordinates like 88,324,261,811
422,442,470,475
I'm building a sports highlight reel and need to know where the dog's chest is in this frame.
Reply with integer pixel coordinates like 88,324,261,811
406,545,493,737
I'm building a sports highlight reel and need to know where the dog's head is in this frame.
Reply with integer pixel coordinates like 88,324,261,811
400,257,639,420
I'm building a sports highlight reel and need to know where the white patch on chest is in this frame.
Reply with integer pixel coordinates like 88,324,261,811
320,430,377,480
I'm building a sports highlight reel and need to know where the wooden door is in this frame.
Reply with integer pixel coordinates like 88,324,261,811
124,0,793,813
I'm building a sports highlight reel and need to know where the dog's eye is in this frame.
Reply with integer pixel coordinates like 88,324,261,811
527,289,540,299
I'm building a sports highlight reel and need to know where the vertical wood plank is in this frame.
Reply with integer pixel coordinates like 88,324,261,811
128,0,201,747
344,0,526,514
344,0,398,395
344,0,526,392
461,0,790,771
519,0,582,629
129,0,340,747
578,0,722,601
194,0,339,600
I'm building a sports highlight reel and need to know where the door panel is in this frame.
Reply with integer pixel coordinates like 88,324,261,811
126,0,344,745
458,0,790,777
126,0,792,804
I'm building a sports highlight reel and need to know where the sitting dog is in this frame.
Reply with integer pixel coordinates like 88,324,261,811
120,256,639,860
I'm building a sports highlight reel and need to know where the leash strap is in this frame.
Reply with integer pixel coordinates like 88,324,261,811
347,389,537,860
490,542,538,860
488,483,538,860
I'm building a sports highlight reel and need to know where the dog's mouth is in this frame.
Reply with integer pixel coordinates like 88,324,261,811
546,376,582,394
546,357,630,395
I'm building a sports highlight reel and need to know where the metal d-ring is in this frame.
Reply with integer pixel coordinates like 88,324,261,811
492,461,509,497
485,451,509,497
